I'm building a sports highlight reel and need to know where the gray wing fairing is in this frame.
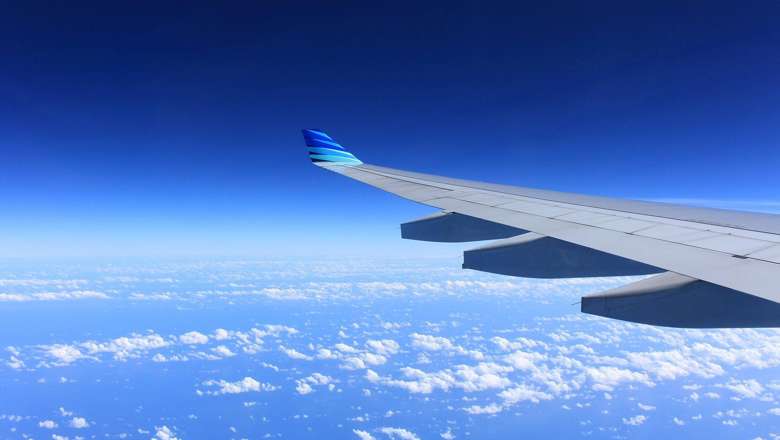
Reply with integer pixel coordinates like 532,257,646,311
582,272,780,328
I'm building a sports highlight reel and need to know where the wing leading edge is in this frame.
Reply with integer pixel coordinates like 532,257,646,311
302,129,780,328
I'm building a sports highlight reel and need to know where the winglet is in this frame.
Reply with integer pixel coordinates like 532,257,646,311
302,129,362,165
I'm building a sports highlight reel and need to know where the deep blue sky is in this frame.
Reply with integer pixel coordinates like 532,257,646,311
1,1,778,257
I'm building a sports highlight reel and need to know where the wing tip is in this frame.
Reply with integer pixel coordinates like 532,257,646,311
302,129,362,165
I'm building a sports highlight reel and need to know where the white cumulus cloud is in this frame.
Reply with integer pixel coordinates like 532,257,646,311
622,415,647,426
69,416,89,428
353,429,376,440
200,377,277,396
38,419,57,429
379,427,421,440
179,331,209,345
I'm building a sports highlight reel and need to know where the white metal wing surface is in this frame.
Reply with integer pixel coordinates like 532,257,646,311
303,129,780,328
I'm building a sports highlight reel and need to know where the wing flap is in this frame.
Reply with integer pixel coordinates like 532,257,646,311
497,200,575,218
749,244,780,264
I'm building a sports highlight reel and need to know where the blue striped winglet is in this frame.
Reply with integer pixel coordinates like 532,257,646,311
302,129,362,165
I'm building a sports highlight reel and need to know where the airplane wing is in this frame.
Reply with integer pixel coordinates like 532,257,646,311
302,129,780,328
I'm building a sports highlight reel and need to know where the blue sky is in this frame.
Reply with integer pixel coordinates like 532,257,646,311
0,1,779,258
